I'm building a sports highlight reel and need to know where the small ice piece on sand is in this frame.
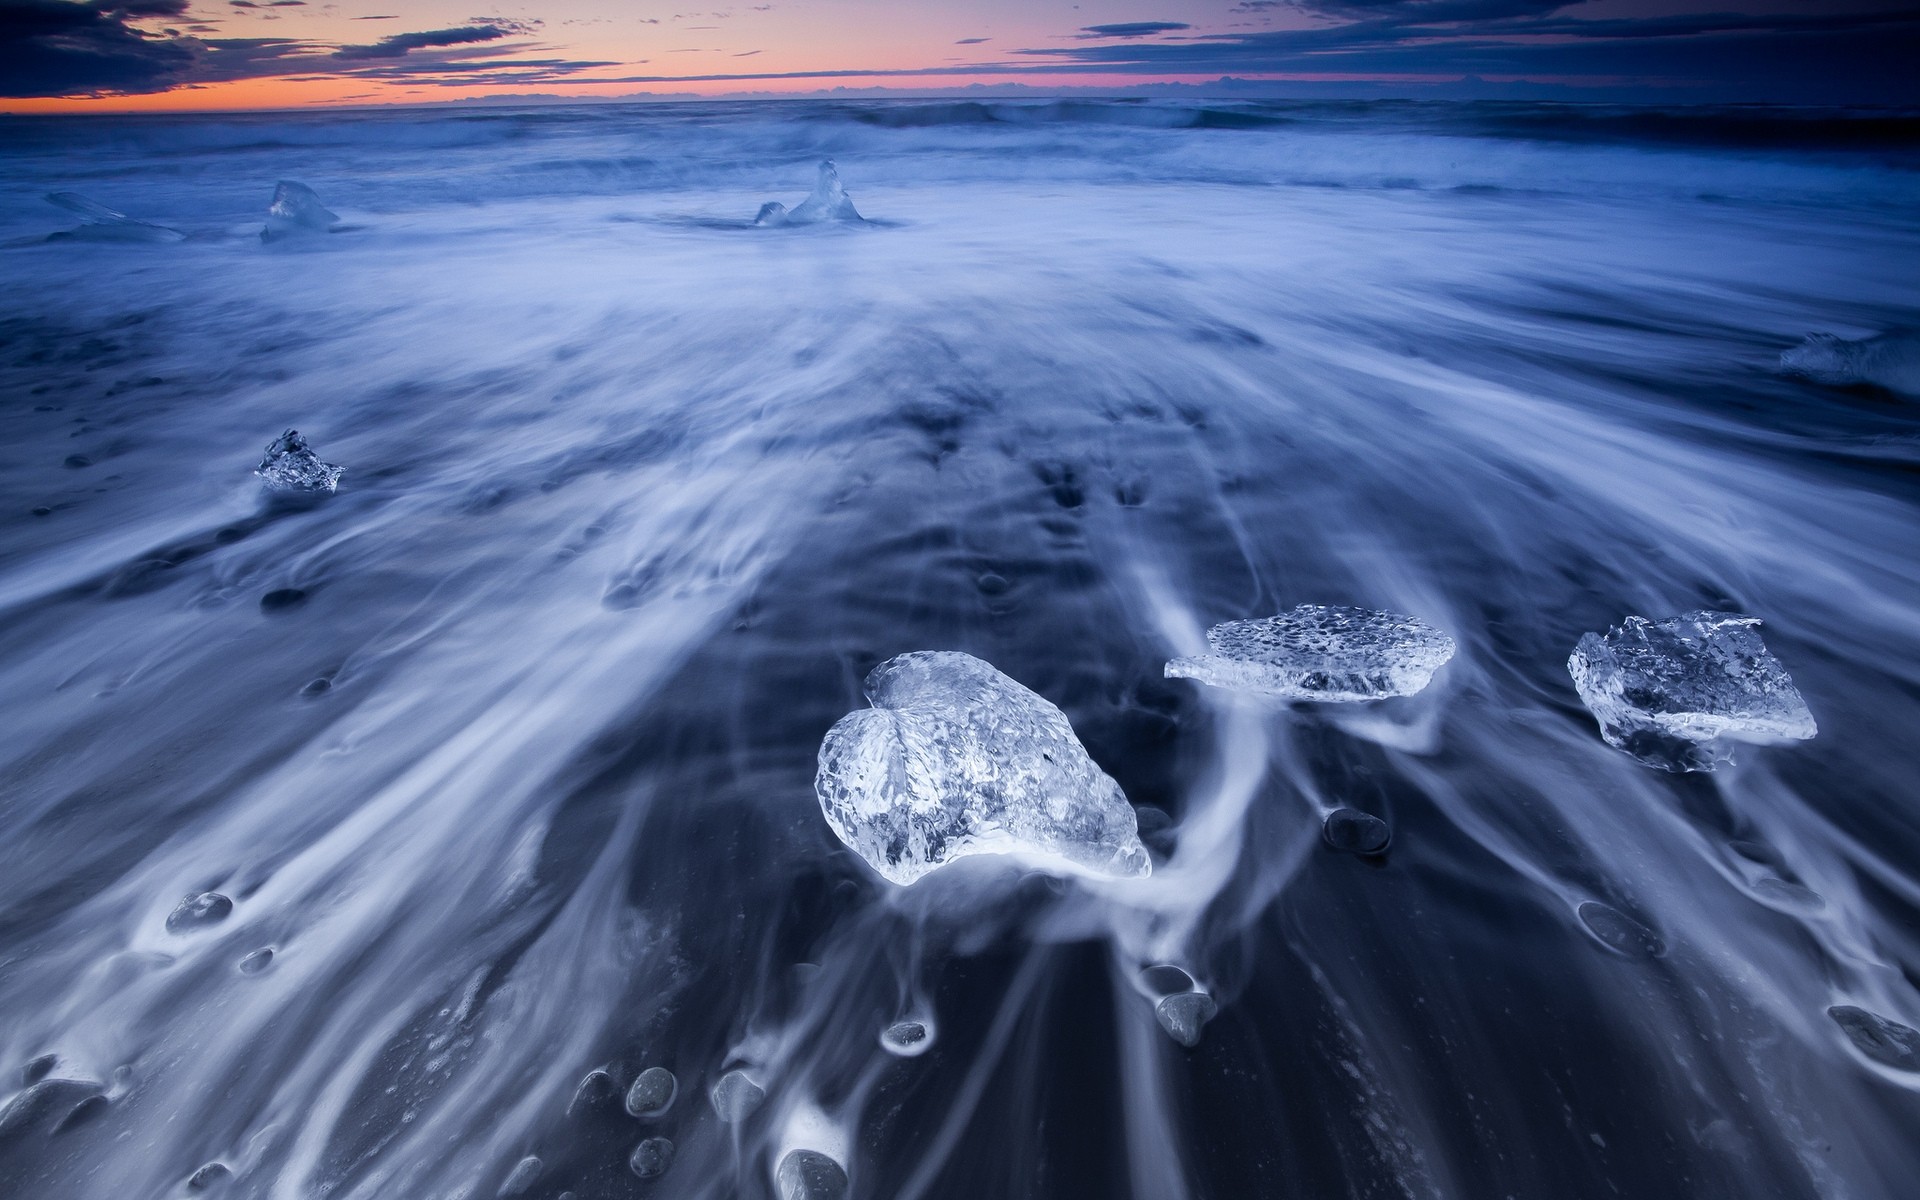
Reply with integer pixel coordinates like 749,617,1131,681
1567,611,1816,772
625,1067,676,1118
1828,1005,1920,1072
1155,992,1219,1048
815,652,1151,886
880,1021,932,1057
1780,330,1920,395
1165,606,1455,701
1576,901,1665,959
256,429,344,493
776,1149,850,1200
0,1078,105,1138
1322,808,1390,856
710,1069,765,1122
167,892,233,933
755,160,864,226
262,181,341,242
499,1156,542,1196
44,192,185,243
187,1162,232,1190
569,1069,617,1117
629,1137,675,1179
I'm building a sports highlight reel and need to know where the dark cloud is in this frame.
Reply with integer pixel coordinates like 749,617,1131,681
1,0,200,95
955,37,988,45
1014,4,1920,104
334,24,511,60
1078,22,1190,39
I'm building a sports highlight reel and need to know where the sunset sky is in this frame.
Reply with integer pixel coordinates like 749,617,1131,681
4,0,1917,112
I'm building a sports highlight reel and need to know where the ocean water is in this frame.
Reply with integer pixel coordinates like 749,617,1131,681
1,98,1918,1200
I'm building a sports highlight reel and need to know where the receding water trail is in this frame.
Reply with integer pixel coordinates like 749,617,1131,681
1,98,1917,1200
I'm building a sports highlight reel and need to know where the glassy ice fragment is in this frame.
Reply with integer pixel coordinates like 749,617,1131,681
1780,330,1920,395
755,160,864,226
1828,1005,1920,1072
629,1137,675,1179
1322,808,1391,856
187,1162,231,1190
1165,605,1455,701
499,1156,542,1196
815,651,1150,886
262,181,341,242
44,192,185,243
256,429,344,493
776,1149,850,1200
880,1021,932,1057
1155,992,1218,1048
1567,611,1815,772
625,1067,676,1118
1576,901,1665,959
710,1069,765,1122
167,892,233,933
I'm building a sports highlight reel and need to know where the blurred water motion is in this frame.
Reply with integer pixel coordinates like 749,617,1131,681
1,99,1918,1200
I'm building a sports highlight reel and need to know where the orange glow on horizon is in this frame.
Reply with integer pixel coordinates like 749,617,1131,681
2,71,1499,116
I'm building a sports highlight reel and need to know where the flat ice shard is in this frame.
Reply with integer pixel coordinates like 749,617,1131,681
262,181,341,242
755,160,864,226
815,651,1150,886
1780,330,1920,395
1165,605,1455,701
1568,611,1816,772
44,192,185,243
256,429,344,493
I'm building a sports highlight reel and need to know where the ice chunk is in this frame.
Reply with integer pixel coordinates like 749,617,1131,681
499,1156,542,1196
1567,611,1816,772
1154,992,1218,1048
188,1162,232,1190
1165,605,1455,701
262,181,341,242
755,160,864,226
167,891,233,933
776,1149,850,1200
629,1137,675,1179
44,192,184,243
710,1069,765,1122
815,651,1150,886
1828,1005,1920,1072
1322,808,1390,856
625,1066,676,1117
256,429,344,493
1576,901,1665,959
1780,330,1920,395
879,1020,933,1057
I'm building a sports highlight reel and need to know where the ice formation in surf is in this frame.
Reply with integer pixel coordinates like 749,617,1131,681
815,651,1150,885
1567,610,1816,772
755,160,865,226
1780,330,1920,395
262,181,341,242
43,192,184,243
1165,605,1455,701
255,429,344,493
